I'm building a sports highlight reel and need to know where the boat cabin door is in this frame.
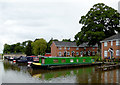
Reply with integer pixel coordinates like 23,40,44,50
41,58,45,64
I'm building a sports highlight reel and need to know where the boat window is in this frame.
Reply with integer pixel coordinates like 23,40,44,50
91,59,94,62
21,57,27,60
42,59,45,64
77,59,79,62
83,59,86,62
61,59,66,63
70,59,74,62
53,59,58,63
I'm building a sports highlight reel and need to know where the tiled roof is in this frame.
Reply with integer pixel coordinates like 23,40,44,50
53,41,98,47
101,33,120,42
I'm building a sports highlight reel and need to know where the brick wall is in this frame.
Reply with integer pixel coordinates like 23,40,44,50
51,42,98,57
101,40,120,59
51,42,58,57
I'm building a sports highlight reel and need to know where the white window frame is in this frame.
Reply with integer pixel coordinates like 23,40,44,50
104,42,107,47
111,41,113,46
67,52,70,55
64,47,66,50
116,50,120,56
59,52,62,56
104,51,107,57
67,47,70,50
76,52,79,55
116,40,119,46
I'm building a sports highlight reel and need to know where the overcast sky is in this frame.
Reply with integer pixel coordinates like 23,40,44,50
0,0,119,53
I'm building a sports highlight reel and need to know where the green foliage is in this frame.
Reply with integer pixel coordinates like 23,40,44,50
3,40,32,54
32,38,47,56
89,56,102,61
3,44,11,53
46,38,58,53
62,39,71,42
25,41,33,56
75,3,120,46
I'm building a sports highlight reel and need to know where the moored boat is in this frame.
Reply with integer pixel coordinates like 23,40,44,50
31,57,95,69
27,56,39,67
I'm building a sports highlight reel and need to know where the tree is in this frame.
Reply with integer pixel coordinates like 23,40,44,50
46,38,59,53
62,39,71,42
25,41,33,56
3,44,11,54
75,3,120,47
32,38,47,56
14,42,24,53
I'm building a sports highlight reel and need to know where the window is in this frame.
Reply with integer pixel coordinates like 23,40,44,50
116,50,120,56
67,52,70,55
71,51,75,56
84,51,86,55
83,59,86,62
76,52,79,55
104,42,107,47
88,51,91,56
104,51,107,57
111,41,113,46
76,47,79,50
61,59,66,63
67,47,70,50
77,59,79,62
116,40,119,46
59,47,62,50
92,51,95,56
59,52,62,56
64,47,66,50
80,51,83,55
42,59,45,64
70,59,74,62
53,59,58,63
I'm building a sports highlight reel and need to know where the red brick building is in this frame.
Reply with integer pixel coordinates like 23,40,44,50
51,41,98,57
101,33,120,59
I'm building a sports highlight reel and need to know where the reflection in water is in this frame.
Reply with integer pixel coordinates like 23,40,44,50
28,67,92,81
2,60,120,83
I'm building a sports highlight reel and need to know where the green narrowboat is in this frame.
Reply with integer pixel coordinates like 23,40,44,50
31,57,95,69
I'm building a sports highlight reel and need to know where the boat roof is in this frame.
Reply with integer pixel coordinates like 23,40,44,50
40,56,91,59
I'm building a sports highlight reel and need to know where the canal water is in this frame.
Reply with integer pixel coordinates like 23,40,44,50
1,60,120,83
